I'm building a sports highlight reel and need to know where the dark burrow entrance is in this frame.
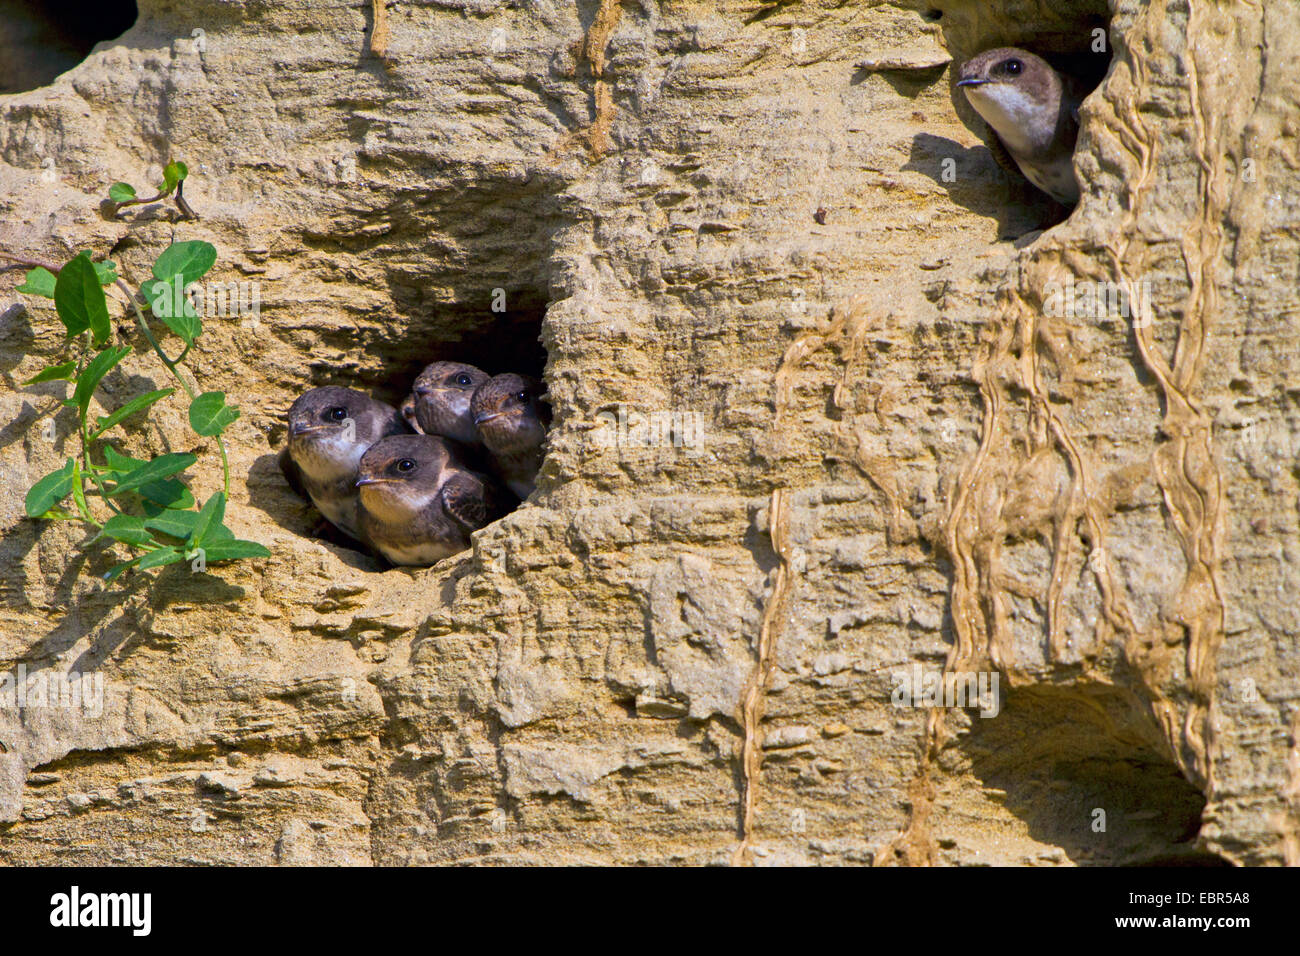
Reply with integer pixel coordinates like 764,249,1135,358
290,168,560,410
0,0,138,95
319,298,550,413
254,162,563,568
266,286,553,565
957,683,1231,866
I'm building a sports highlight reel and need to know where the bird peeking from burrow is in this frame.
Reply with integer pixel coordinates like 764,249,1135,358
282,368,550,567
355,434,507,566
279,386,413,543
956,47,1083,207
408,360,491,445
470,373,551,500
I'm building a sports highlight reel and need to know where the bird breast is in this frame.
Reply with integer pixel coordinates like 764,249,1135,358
964,84,1052,157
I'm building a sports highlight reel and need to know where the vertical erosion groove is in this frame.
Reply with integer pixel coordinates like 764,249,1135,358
774,296,903,537
758,296,913,863
733,487,791,866
550,0,625,159
737,297,882,864
370,0,390,59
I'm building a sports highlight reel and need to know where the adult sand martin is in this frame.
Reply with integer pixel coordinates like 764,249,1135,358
471,373,549,500
410,361,490,445
956,47,1082,206
280,386,411,541
355,434,502,566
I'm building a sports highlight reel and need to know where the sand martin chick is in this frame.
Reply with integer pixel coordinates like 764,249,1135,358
471,373,549,500
355,434,500,566
281,386,411,541
400,394,422,433
410,361,490,444
956,47,1082,206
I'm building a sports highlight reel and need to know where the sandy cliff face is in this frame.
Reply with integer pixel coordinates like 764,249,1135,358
0,0,1295,865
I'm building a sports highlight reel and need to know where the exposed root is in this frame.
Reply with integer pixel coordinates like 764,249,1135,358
1283,711,1300,866
873,768,937,866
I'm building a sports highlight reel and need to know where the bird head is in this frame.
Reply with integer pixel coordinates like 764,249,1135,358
355,434,452,518
287,386,406,478
956,47,1061,152
411,361,489,443
470,373,549,450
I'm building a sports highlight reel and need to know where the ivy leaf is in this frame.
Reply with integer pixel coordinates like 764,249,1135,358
89,388,174,439
92,260,118,286
68,345,131,417
53,253,112,345
152,240,215,288
17,267,56,298
143,509,200,539
26,259,115,296
189,492,226,548
98,514,155,547
95,449,195,511
199,538,271,562
108,183,136,203
146,509,233,540
106,452,197,496
100,446,146,474
138,547,184,570
103,555,142,583
24,361,77,385
143,277,202,344
139,479,196,511
147,241,215,345
25,459,76,517
188,391,239,436
161,161,188,193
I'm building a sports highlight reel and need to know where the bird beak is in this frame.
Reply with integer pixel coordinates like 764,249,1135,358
956,77,987,87
355,476,391,487
474,411,503,426
414,386,431,398
291,422,326,436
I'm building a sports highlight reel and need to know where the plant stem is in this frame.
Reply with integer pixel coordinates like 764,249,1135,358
112,187,173,209
174,180,198,221
6,255,123,519
78,420,120,522
115,280,193,395
115,278,231,497
0,250,61,272
70,332,124,518
216,430,231,496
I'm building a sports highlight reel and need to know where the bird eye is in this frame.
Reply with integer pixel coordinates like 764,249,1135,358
515,390,528,404
396,458,416,472
455,373,472,386
1004,58,1022,75
326,406,348,421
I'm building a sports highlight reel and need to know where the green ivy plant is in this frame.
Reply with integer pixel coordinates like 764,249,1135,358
17,240,268,583
106,160,196,220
